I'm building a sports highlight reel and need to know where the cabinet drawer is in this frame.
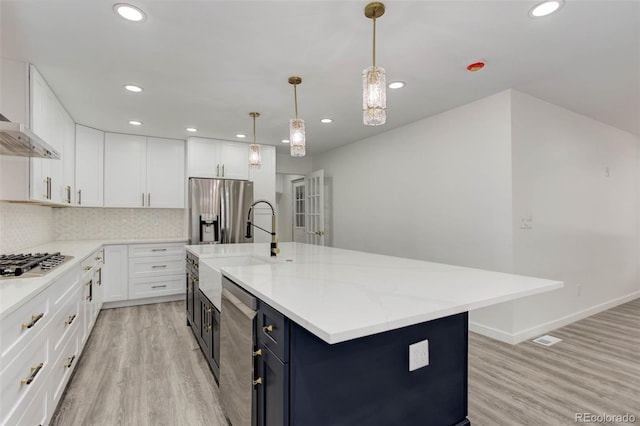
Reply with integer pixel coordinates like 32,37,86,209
48,265,80,310
51,325,80,406
0,373,47,426
50,284,82,356
129,275,184,299
257,301,289,363
0,332,48,419
128,256,185,279
0,289,49,366
81,248,104,275
129,243,186,258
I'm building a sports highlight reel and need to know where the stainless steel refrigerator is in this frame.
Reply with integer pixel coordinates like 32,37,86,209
188,178,253,245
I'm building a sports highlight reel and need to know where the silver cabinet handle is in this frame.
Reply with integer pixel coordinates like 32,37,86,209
48,177,52,200
216,164,220,177
77,189,82,205
151,248,167,252
141,193,145,207
222,164,225,177
66,185,71,204
152,265,167,269
147,193,150,207
151,284,167,289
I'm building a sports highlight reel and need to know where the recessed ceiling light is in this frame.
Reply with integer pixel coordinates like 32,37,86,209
236,134,246,138
129,120,142,126
114,3,146,22
529,0,563,18
186,127,198,133
320,118,333,124
281,139,290,144
124,84,143,92
388,81,406,89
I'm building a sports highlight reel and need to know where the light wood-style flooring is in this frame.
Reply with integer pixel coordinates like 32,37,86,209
51,299,640,426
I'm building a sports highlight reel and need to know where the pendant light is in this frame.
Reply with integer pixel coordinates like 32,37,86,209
248,112,261,169
288,76,306,157
362,2,386,126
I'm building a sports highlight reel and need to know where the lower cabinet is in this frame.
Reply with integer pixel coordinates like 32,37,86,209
103,245,129,302
195,290,220,380
255,343,288,426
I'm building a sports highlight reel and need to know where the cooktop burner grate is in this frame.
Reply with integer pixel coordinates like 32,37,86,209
0,252,73,278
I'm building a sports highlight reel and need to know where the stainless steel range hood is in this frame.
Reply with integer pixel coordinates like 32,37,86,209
0,114,60,159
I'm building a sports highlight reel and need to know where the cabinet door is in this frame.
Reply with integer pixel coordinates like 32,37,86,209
256,344,289,426
102,245,128,302
186,137,219,178
61,109,76,204
104,133,146,207
146,137,185,208
75,125,104,207
219,141,249,180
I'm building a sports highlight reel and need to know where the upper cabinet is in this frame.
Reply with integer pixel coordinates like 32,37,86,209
75,125,104,207
104,133,185,208
186,137,249,180
0,61,75,205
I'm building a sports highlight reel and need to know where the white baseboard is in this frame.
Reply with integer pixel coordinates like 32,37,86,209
103,293,185,309
470,291,640,345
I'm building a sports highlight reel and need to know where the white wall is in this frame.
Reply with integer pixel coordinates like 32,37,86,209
312,89,640,344
507,91,640,338
312,91,514,271
276,153,313,175
276,174,304,242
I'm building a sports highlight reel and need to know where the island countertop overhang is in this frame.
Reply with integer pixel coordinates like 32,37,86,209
188,242,563,344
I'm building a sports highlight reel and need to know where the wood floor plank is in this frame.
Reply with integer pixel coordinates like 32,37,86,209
52,298,639,426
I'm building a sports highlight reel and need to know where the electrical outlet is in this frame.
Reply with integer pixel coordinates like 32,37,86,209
409,339,429,371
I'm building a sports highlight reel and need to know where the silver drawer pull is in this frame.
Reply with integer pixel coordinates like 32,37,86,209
151,285,167,289
22,313,44,330
152,265,167,269
20,363,43,385
152,248,167,252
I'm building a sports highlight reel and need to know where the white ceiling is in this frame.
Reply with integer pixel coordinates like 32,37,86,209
1,1,638,155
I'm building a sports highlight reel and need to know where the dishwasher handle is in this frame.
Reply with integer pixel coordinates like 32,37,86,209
221,288,257,319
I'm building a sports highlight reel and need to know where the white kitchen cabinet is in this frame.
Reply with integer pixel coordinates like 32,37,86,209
127,242,185,300
104,133,146,207
186,137,249,180
0,60,76,206
75,125,104,207
104,133,185,208
146,137,185,208
102,245,129,302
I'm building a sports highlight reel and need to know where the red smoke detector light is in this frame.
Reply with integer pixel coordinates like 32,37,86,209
466,61,485,72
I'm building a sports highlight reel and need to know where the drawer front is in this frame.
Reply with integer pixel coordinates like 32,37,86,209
0,289,49,366
0,373,47,426
80,248,103,275
129,256,185,279
48,265,81,309
129,243,186,258
0,332,48,418
257,301,289,363
50,284,82,356
51,325,80,406
129,275,184,299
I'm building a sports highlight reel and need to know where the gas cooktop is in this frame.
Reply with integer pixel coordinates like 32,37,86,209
0,252,73,279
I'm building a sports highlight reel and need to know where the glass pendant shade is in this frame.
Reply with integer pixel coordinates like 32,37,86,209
362,65,386,126
249,143,261,169
289,118,306,157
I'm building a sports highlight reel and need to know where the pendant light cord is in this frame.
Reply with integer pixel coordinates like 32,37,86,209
293,84,299,119
252,115,257,144
372,15,377,68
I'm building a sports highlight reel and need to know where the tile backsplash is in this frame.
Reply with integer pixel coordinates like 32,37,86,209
54,208,187,241
0,202,55,253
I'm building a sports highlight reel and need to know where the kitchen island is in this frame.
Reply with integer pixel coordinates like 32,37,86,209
187,242,562,426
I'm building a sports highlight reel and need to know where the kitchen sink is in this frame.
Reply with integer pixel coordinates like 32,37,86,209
198,255,280,311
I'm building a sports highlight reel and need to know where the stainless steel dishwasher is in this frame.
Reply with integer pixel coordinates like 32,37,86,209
219,277,257,426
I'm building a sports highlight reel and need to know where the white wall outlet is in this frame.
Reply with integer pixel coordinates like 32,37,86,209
409,339,429,371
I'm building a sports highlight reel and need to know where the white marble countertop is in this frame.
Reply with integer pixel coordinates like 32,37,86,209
0,238,187,319
186,242,563,344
